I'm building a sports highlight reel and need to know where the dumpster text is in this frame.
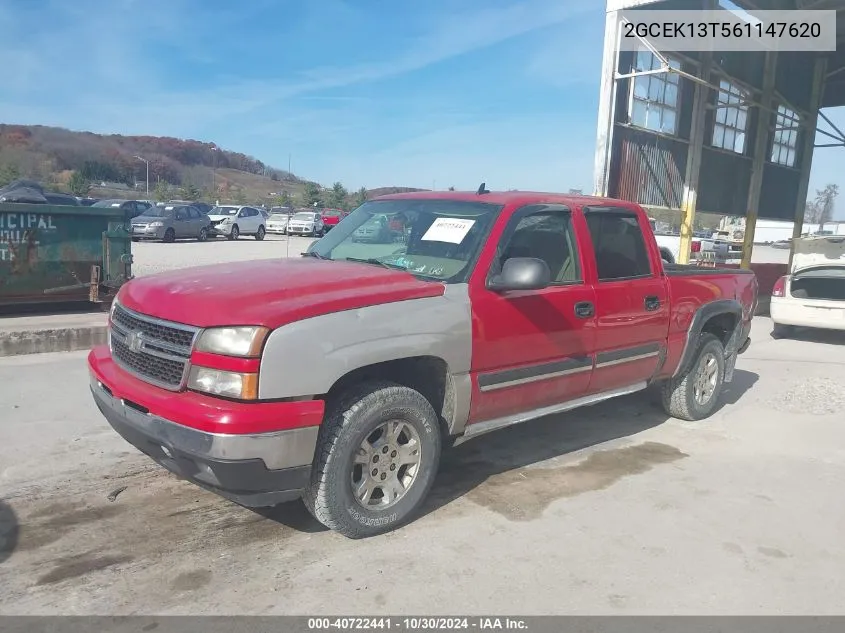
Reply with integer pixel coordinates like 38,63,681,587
0,213,57,261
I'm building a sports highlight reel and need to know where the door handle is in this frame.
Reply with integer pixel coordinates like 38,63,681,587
574,301,595,319
644,295,661,311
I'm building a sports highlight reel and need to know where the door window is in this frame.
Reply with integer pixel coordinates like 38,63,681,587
584,209,652,281
187,207,201,219
495,206,581,285
174,207,187,221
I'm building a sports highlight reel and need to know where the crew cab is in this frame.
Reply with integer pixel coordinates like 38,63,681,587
88,190,757,539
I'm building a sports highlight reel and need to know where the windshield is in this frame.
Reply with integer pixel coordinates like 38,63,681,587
309,199,502,282
137,207,172,218
93,200,123,208
293,212,315,221
269,214,289,220
211,206,239,216
323,210,342,217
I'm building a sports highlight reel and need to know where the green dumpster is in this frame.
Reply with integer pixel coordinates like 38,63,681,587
0,202,133,307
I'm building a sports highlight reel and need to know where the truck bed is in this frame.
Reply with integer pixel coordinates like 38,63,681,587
664,263,755,276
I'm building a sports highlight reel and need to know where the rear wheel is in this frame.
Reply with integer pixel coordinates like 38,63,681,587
163,228,176,243
660,333,725,421
303,381,442,538
227,225,239,241
255,226,265,241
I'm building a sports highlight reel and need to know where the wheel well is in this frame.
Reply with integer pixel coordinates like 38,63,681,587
700,312,738,347
326,356,451,435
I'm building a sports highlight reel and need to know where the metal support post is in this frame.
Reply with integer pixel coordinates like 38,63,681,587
740,51,778,270
593,8,621,197
789,57,828,270
677,51,712,264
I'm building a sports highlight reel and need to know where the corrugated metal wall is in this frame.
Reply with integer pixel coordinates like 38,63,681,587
611,128,686,209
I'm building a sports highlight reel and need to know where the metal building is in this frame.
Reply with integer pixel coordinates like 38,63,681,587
593,0,845,266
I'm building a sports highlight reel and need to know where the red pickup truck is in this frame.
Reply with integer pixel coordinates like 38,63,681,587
88,190,757,538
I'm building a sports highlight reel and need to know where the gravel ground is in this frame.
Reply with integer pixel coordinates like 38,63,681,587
131,235,318,277
2,317,845,615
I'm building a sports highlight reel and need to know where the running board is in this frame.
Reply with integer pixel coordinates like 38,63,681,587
462,381,648,440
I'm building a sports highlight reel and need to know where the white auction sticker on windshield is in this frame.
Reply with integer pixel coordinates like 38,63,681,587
421,218,475,244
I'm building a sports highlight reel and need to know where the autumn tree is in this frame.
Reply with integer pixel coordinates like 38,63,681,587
811,184,839,229
354,186,368,207
68,170,90,196
0,163,20,187
328,181,348,209
303,182,322,208
154,180,171,202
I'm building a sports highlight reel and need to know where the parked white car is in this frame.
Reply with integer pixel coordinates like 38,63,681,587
286,211,324,237
648,218,722,263
770,235,845,337
207,205,266,240
266,212,292,235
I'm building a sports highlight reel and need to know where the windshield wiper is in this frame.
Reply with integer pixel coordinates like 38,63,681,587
344,257,406,270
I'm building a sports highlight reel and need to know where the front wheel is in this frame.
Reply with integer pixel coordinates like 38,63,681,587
163,228,176,243
255,226,265,241
303,381,442,539
227,225,239,241
660,333,725,421
198,227,208,242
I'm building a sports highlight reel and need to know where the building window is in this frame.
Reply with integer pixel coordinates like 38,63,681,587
771,104,799,167
629,45,681,135
712,79,749,154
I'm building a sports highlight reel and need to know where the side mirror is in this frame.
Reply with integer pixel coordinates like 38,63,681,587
487,257,551,292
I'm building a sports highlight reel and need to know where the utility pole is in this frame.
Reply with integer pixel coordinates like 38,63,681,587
134,155,149,198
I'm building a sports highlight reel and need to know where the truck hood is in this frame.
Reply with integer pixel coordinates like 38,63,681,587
791,236,845,273
117,258,446,328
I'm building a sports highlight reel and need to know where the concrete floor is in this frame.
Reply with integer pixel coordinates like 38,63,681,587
1,317,844,615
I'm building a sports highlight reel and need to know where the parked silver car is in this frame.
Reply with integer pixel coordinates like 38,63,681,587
266,212,293,235
131,204,211,242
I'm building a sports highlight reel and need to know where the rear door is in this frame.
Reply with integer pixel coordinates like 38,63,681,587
187,206,204,235
467,204,596,424
583,205,670,394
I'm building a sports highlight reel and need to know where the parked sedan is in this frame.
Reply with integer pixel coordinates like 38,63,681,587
286,211,324,236
266,211,293,235
770,235,845,337
131,204,211,242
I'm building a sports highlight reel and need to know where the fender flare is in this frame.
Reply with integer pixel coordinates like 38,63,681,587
673,299,743,378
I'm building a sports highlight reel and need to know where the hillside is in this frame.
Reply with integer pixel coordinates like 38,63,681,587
0,124,423,208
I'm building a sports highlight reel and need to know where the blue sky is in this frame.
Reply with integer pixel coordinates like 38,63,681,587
0,0,843,218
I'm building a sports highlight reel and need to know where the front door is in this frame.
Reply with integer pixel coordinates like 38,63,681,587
467,204,596,425
583,206,670,394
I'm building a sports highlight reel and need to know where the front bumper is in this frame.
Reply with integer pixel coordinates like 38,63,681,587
209,222,234,236
88,347,323,507
287,225,317,235
266,225,287,234
131,225,165,239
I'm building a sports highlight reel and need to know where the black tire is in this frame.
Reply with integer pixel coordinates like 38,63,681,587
163,228,176,243
198,227,208,242
660,333,725,421
255,225,265,241
303,381,442,538
660,248,675,264
771,323,794,339
227,225,239,241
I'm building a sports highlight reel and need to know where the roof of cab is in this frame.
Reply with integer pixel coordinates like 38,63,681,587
372,189,642,210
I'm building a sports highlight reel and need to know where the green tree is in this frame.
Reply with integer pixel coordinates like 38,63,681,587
180,181,201,200
354,186,368,207
448,186,455,191
67,171,91,196
0,163,20,188
328,181,348,209
303,182,322,208
153,180,170,202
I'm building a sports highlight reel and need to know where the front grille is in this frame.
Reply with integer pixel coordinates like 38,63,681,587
110,304,199,390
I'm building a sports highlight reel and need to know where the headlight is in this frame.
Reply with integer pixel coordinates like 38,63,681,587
195,326,269,357
188,367,258,399
149,221,163,227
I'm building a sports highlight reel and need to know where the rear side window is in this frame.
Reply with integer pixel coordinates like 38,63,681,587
497,205,581,284
584,208,652,281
